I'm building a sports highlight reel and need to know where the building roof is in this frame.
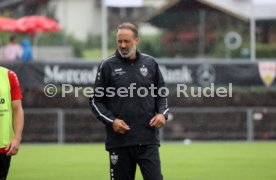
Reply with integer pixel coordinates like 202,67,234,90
141,0,276,22
199,0,276,21
0,0,21,9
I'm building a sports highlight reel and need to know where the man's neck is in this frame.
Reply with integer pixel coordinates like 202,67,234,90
129,54,136,61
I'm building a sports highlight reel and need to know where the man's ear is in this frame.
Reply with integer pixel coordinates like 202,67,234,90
135,37,140,45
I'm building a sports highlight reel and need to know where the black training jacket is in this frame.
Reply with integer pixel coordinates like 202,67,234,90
89,50,169,150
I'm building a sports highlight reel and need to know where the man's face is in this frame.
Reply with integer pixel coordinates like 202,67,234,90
117,29,139,59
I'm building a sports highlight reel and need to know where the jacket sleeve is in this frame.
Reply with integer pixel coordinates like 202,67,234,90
89,62,116,126
154,62,169,120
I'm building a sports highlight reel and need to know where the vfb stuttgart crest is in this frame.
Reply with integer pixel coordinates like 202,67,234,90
140,65,148,77
110,153,118,165
258,62,276,87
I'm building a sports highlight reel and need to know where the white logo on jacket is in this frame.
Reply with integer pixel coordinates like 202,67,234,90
110,153,118,165
115,68,122,72
140,65,148,77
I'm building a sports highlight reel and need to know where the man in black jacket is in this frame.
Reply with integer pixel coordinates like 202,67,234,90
89,22,169,180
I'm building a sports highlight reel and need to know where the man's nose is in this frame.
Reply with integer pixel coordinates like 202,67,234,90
121,42,127,48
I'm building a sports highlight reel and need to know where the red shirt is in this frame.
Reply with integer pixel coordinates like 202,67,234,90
8,70,22,100
0,70,22,153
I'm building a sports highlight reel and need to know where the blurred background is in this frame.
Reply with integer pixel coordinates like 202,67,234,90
1,0,276,179
0,0,275,144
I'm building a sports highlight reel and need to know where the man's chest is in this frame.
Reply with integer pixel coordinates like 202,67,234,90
109,62,155,88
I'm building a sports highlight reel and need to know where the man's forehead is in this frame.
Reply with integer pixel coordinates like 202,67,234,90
117,29,135,36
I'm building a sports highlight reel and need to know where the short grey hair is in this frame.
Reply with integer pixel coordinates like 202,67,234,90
117,22,139,37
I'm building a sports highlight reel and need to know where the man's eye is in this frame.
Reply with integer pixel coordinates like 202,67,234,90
118,40,129,44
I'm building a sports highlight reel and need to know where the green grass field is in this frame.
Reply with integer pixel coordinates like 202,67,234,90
8,142,276,180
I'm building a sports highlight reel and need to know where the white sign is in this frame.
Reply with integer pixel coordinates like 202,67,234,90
224,32,242,50
253,0,276,5
104,0,144,7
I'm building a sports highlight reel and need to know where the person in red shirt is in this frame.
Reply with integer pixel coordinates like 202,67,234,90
0,67,24,180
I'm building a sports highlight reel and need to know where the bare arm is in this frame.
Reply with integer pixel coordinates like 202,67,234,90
6,99,24,156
